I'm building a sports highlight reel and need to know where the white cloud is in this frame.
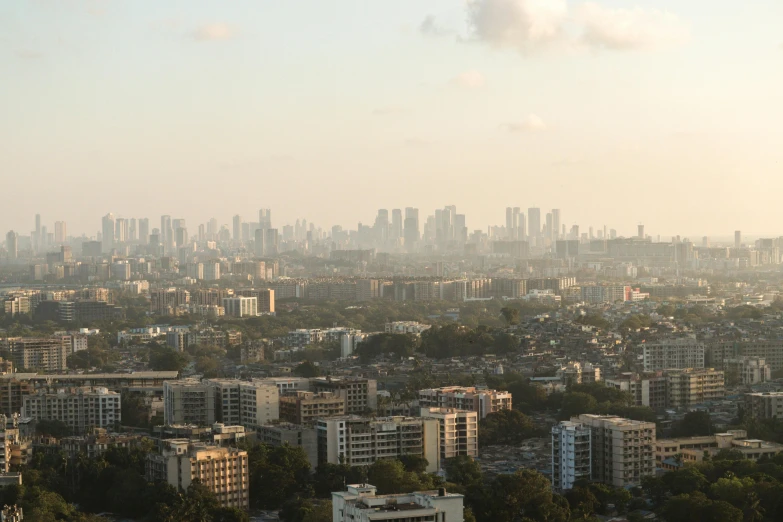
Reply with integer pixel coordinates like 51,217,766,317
578,2,689,50
450,70,485,89
465,0,688,54
500,114,547,132
420,15,451,37
192,23,236,42
467,0,568,52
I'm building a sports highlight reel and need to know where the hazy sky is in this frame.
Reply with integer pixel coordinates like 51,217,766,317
2,0,782,239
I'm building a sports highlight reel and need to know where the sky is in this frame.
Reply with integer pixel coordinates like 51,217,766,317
1,0,782,239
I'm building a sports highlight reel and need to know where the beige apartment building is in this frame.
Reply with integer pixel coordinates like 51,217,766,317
316,416,440,472
665,368,724,408
642,339,705,371
310,377,377,414
420,407,479,462
418,386,512,419
146,439,249,509
206,379,279,429
163,379,216,426
575,414,656,488
605,372,667,411
1,337,69,372
280,391,345,425
723,356,771,385
656,430,783,468
22,386,121,433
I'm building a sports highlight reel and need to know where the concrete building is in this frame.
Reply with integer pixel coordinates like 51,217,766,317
417,386,512,419
280,391,345,425
146,440,249,509
222,297,258,318
206,379,279,429
665,368,725,409
744,392,783,420
22,387,121,433
574,414,656,488
163,379,216,426
420,407,478,462
557,362,601,386
656,430,783,469
707,340,783,371
723,356,771,385
1,337,69,372
310,377,377,415
258,423,318,468
643,339,705,371
317,416,440,472
552,421,592,492
332,484,464,522
605,373,667,411
257,377,311,395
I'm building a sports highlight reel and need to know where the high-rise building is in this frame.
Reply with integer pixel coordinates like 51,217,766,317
638,224,645,239
259,209,272,230
417,386,512,419
138,218,149,244
723,357,771,385
101,213,115,253
391,209,402,240
5,231,17,260
222,297,258,318
115,218,128,243
528,207,541,240
551,209,561,241
735,230,742,249
744,392,783,420
665,368,724,408
54,221,66,244
551,421,591,492
605,373,667,411
643,339,705,371
574,414,656,487
420,407,478,461
254,228,264,257
23,387,120,432
403,207,419,250
128,218,137,242
163,379,216,426
265,229,279,256
2,337,69,372
160,215,171,243
545,212,553,240
232,215,243,242
505,207,514,238
310,377,378,414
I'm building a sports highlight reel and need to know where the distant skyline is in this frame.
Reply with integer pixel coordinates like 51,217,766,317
2,0,782,236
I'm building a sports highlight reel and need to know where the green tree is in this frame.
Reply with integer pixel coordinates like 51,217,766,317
559,392,598,419
479,409,539,446
149,345,189,372
443,456,482,487
500,307,520,326
671,411,713,437
293,360,320,378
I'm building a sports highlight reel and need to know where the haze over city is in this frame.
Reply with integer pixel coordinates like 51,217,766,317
3,0,783,236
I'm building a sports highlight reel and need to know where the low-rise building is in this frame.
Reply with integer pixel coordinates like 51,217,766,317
146,440,249,509
655,430,783,469
332,484,464,522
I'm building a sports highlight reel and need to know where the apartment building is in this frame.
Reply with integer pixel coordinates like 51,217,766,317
256,377,311,395
420,407,478,462
146,440,249,509
222,297,258,318
665,368,725,409
744,392,783,420
605,372,667,411
311,377,377,415
280,391,345,425
643,339,705,371
206,379,279,428
317,416,440,472
723,356,771,385
557,362,601,386
163,380,216,426
0,377,34,416
574,414,656,488
234,288,275,313
706,340,783,371
1,337,69,372
258,423,318,468
332,484,463,522
656,430,783,469
22,387,121,433
551,421,592,492
418,386,512,419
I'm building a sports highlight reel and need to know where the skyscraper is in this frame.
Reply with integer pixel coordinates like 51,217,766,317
161,215,172,251
139,218,149,244
102,213,115,253
513,207,521,239
735,230,741,249
34,214,41,252
404,207,419,250
551,209,561,241
54,221,67,244
129,218,137,242
115,218,128,243
528,207,541,241
233,215,243,242
391,209,402,240
374,209,389,242
545,213,553,240
265,229,279,256
505,208,513,239
259,209,272,230
6,231,18,260
254,228,265,257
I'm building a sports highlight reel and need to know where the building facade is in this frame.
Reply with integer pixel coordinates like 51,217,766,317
665,368,725,409
420,407,478,462
22,387,121,433
332,484,464,522
551,421,592,492
279,391,345,425
643,339,705,371
418,386,512,419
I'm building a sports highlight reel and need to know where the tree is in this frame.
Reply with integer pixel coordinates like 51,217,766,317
473,469,570,522
559,392,598,419
35,419,71,439
671,411,713,437
500,307,520,326
398,455,429,474
247,444,312,509
479,409,538,446
662,492,743,522
293,360,320,378
444,456,482,487
149,345,189,372
195,356,221,377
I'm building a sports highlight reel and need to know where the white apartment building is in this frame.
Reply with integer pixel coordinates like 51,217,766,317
551,421,592,492
146,440,249,509
723,356,771,385
605,373,667,411
222,297,258,318
744,392,783,420
163,379,216,426
22,387,121,433
384,321,432,335
317,416,440,472
574,414,656,488
420,407,478,462
418,386,512,419
643,339,705,371
332,484,464,522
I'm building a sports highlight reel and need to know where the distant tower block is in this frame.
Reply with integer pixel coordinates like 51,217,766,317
637,224,645,239
735,230,741,249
